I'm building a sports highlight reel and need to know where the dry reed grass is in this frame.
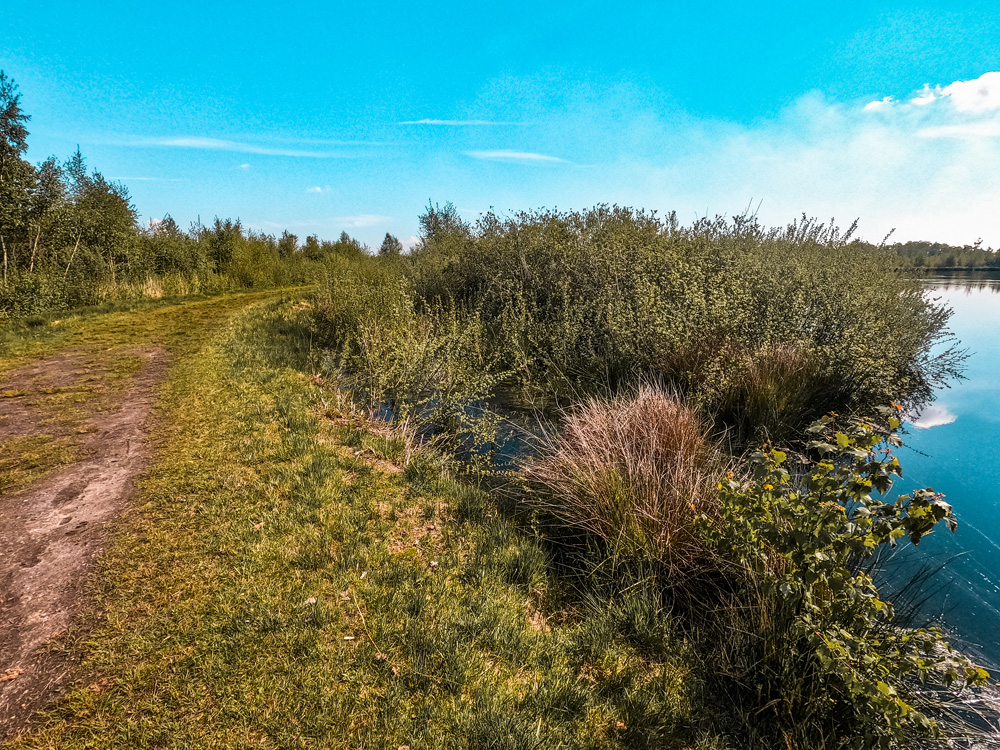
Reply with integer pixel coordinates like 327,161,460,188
526,383,728,579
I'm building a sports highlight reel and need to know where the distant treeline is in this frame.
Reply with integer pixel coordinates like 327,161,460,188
0,70,372,321
889,239,1000,270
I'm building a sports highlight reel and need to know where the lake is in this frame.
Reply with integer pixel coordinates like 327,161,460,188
881,278,1000,672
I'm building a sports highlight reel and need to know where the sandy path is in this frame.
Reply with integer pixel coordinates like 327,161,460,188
0,348,168,736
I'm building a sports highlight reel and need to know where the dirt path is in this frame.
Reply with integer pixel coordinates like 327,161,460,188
0,347,169,736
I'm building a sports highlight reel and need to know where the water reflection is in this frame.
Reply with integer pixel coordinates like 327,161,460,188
923,277,1000,295
881,279,1000,671
909,403,957,429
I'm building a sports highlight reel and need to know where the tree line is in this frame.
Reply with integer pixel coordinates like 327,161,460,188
0,70,398,320
890,239,1000,270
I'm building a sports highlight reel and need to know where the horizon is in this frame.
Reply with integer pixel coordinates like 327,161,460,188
3,0,999,248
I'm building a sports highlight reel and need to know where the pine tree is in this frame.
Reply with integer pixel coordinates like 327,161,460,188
0,70,33,281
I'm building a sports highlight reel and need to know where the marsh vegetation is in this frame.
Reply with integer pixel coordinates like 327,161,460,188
311,202,991,747
2,67,995,748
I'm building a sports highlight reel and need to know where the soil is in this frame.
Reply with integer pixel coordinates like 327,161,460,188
0,347,168,738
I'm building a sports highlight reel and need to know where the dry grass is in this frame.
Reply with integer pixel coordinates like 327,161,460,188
526,383,728,579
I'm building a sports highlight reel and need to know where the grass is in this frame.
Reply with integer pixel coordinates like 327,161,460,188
0,288,307,374
6,298,733,749
525,384,728,582
0,434,79,492
0,289,298,494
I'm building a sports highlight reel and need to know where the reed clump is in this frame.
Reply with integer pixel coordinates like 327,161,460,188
525,384,726,579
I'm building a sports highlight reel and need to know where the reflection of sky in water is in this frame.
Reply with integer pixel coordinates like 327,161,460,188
882,280,1000,671
909,402,957,429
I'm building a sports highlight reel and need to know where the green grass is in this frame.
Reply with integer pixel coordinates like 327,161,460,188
7,299,729,749
0,288,309,373
0,434,79,492
0,290,299,494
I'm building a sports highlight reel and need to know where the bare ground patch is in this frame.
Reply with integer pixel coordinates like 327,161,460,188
0,348,169,739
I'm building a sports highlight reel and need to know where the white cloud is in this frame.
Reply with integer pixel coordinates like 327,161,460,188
335,214,390,228
941,71,1000,113
399,119,524,126
595,73,1000,246
465,149,567,163
119,136,356,158
240,163,250,169
917,122,1000,139
404,235,420,249
871,72,1000,115
864,96,894,112
306,186,329,194
910,85,937,106
909,403,957,429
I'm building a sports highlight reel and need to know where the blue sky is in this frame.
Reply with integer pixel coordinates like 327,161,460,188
2,0,999,247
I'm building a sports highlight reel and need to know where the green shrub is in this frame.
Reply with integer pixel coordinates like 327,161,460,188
700,411,989,747
0,272,69,319
314,252,506,455
408,207,958,446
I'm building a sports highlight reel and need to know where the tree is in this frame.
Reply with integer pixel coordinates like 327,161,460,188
0,71,28,157
378,232,403,257
302,234,323,260
26,156,66,271
64,146,89,198
277,230,298,258
418,200,468,241
203,218,242,270
70,171,139,278
0,70,33,281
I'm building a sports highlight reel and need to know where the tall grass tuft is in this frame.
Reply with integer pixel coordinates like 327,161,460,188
525,383,728,579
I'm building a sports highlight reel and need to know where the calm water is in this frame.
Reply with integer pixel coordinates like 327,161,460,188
882,280,1000,671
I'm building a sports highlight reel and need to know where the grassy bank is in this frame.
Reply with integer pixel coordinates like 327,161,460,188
7,298,739,749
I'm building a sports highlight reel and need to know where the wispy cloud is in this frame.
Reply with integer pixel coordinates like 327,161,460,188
399,119,525,126
306,186,331,194
335,214,390,228
112,176,186,182
917,122,1000,139
258,219,325,230
465,149,567,163
116,136,359,158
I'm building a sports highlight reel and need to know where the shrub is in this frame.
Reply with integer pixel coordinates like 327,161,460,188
408,207,959,446
0,272,69,319
700,411,989,747
313,252,506,464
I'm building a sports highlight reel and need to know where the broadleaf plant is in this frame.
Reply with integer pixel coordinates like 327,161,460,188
702,408,989,747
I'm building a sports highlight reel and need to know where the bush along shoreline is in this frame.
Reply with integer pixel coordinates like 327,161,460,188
311,204,993,748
